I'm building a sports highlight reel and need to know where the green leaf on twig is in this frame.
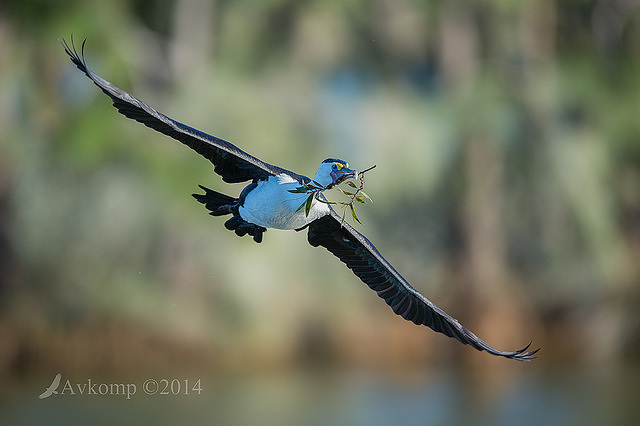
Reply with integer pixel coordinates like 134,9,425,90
349,203,362,224
305,193,313,216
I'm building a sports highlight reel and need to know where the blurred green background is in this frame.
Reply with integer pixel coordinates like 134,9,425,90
1,0,639,424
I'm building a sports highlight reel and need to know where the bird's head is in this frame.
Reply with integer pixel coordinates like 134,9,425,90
312,159,357,188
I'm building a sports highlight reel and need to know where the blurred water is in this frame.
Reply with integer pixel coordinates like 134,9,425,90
2,365,638,425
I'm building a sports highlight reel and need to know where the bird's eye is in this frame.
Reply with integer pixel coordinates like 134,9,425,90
334,163,343,170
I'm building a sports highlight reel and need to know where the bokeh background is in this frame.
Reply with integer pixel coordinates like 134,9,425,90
1,0,639,424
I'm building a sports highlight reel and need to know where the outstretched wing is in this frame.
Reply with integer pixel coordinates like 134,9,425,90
61,37,307,184
307,211,539,361
50,373,62,388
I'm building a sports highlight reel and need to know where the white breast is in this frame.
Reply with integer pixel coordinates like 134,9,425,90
238,174,330,230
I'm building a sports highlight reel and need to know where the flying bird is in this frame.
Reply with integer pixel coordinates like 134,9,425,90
61,38,538,361
39,373,62,399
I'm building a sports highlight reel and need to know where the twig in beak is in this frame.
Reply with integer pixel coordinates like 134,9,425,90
356,164,376,181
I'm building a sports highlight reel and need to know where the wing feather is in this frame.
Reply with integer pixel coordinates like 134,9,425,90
307,211,539,361
61,37,306,184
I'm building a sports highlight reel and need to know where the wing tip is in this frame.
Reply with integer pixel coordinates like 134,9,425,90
60,35,90,75
485,340,541,361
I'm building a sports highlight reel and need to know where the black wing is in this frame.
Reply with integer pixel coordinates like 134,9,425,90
307,211,539,361
61,37,307,184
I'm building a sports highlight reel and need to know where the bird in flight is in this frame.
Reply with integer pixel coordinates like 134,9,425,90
39,373,62,399
61,38,538,360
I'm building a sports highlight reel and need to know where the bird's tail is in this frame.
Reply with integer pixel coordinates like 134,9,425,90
192,185,266,243
192,185,236,216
